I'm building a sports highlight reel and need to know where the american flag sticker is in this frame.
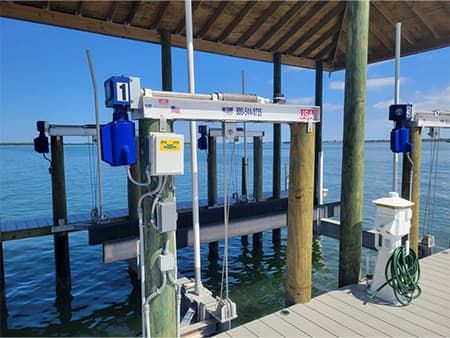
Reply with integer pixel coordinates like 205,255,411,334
171,105,181,114
159,98,169,105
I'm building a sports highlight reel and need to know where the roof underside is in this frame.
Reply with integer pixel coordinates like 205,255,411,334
1,1,449,71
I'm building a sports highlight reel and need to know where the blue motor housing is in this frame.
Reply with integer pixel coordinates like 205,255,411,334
390,127,412,153
101,119,136,166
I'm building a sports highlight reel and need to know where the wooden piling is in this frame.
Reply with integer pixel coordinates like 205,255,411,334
272,52,282,242
137,30,176,337
401,127,422,254
161,30,172,92
314,60,323,206
207,135,217,206
253,136,264,247
207,135,219,257
286,123,315,305
139,121,176,338
253,136,263,202
127,139,140,222
338,0,370,288
50,136,71,292
272,53,282,200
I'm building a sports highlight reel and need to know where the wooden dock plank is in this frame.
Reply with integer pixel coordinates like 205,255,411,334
274,309,333,336
289,304,360,336
224,325,256,337
346,286,450,336
329,287,443,337
258,312,308,337
306,297,387,336
223,250,450,338
244,319,283,337
315,294,412,336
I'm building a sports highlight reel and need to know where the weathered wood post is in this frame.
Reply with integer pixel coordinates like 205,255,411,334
272,52,282,243
252,136,264,248
401,128,422,255
128,140,141,222
338,0,370,288
314,60,323,206
139,30,176,337
207,135,219,259
286,123,315,305
50,136,71,292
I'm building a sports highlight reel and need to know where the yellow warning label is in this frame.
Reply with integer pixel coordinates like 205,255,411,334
160,139,181,151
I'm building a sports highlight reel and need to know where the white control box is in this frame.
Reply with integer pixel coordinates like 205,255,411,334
149,132,184,176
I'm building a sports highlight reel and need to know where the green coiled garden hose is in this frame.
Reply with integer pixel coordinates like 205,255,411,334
369,246,421,306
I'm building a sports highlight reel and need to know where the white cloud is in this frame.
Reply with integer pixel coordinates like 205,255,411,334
329,76,409,91
414,85,450,112
324,103,343,112
372,99,393,110
368,59,391,69
373,85,450,112
329,81,345,90
287,96,314,105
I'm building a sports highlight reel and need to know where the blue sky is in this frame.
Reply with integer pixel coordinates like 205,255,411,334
1,17,449,142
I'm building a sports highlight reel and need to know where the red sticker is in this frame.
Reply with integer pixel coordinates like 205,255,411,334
158,98,169,105
299,109,314,120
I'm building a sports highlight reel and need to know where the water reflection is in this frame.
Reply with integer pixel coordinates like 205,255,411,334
4,230,327,336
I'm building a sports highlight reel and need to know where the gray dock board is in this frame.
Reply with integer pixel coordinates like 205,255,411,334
273,309,334,337
259,312,308,337
330,288,437,337
306,298,387,336
221,249,450,338
289,304,360,337
244,319,283,337
315,293,410,337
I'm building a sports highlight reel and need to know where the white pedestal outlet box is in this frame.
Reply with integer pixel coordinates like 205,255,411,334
149,132,184,176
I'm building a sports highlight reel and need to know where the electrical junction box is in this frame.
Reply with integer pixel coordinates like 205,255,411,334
157,201,177,233
159,252,175,272
148,132,184,176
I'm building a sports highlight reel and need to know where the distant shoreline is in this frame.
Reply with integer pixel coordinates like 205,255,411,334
2,139,449,146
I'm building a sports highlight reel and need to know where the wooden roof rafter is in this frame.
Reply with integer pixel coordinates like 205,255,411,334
331,3,348,66
302,11,345,60
270,1,325,52
152,1,171,31
0,1,448,72
253,1,309,50
125,1,141,26
216,1,256,43
235,1,282,47
196,1,229,39
286,2,346,55
75,1,84,17
174,0,202,35
371,2,415,46
404,2,440,39
106,2,118,23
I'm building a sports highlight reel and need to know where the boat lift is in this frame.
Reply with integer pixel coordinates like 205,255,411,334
99,73,320,336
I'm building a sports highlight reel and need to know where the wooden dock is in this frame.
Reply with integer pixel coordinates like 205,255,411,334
217,249,450,337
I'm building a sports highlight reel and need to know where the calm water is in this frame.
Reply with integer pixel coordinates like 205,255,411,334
1,141,449,336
